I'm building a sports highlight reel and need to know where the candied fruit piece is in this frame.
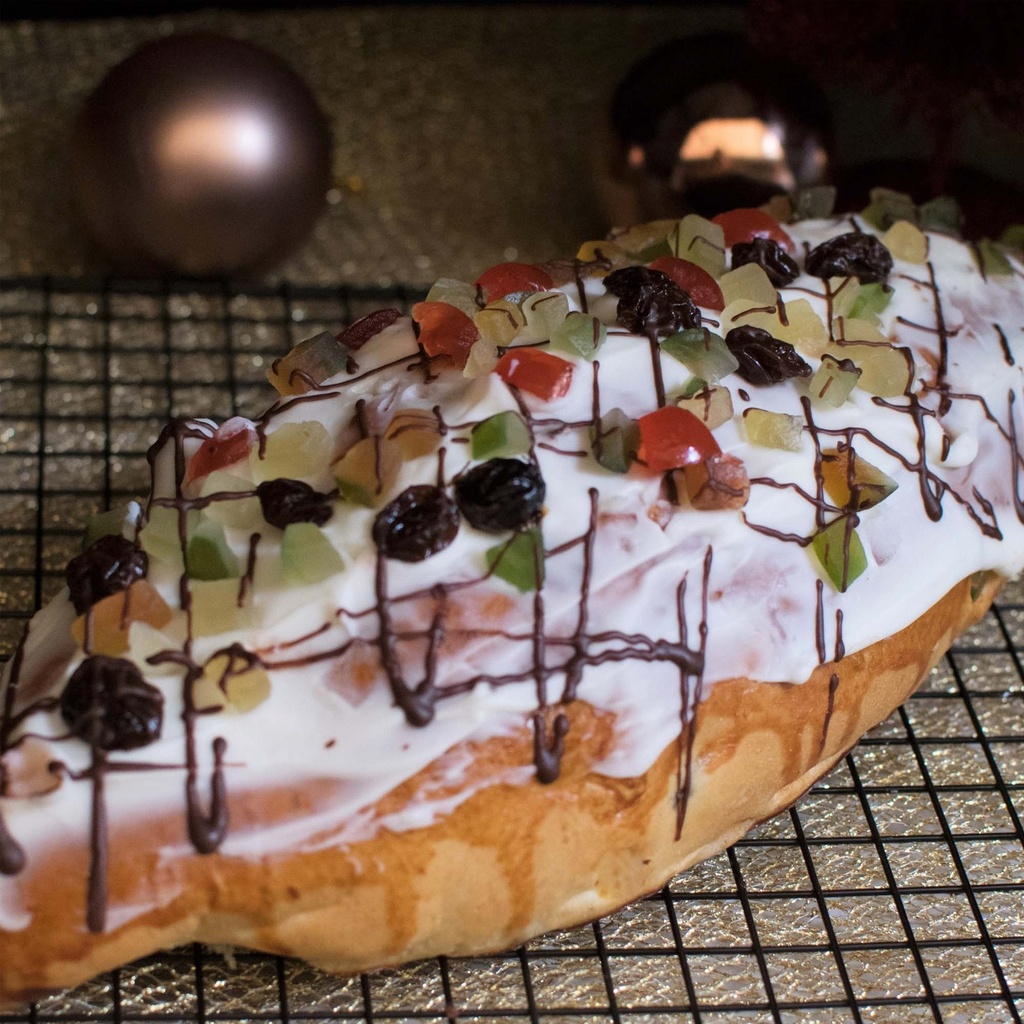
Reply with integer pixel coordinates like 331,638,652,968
974,239,1013,278
848,282,893,324
808,354,862,408
742,408,804,451
669,214,726,278
250,421,332,483
575,239,630,271
186,520,239,581
612,219,677,256
485,527,544,592
471,411,531,460
386,409,442,459
829,277,860,320
140,505,198,570
919,196,962,235
520,291,570,343
333,437,402,508
184,418,257,486
189,578,255,637
495,348,574,401
82,508,128,549
860,187,918,231
882,221,928,264
775,298,829,359
72,580,173,656
474,301,527,347
281,523,345,585
719,262,778,307
637,406,720,472
680,452,749,511
267,331,348,397
193,649,271,714
824,340,913,398
337,309,404,352
793,186,836,220
712,208,795,254
647,256,725,310
463,337,501,378
412,301,480,367
661,327,738,384
820,447,898,511
199,471,261,530
812,516,867,592
551,312,606,359
676,384,733,430
475,263,553,303
590,408,640,474
425,277,479,317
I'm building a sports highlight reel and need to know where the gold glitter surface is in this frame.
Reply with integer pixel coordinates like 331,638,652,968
1,282,1022,1020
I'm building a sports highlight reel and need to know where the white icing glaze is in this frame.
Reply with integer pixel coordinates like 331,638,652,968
2,218,1023,936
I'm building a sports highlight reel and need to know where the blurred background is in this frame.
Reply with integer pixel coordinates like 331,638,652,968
1,0,1023,287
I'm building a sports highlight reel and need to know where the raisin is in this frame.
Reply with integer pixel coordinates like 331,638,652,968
805,232,893,283
731,238,799,286
455,459,545,533
373,485,459,562
725,325,812,386
66,535,148,615
256,479,333,529
60,656,163,751
337,308,403,351
604,266,701,337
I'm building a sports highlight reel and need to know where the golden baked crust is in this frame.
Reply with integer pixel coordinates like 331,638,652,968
0,572,998,1007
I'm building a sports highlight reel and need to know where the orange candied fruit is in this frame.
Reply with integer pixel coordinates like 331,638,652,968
474,262,554,304
72,580,174,656
637,405,721,472
495,347,574,401
412,301,480,368
712,208,795,255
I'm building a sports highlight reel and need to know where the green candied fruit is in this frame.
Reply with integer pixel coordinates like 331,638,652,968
860,187,917,231
669,214,726,278
520,291,570,343
661,327,738,384
425,277,479,318
140,505,199,568
186,519,239,581
812,515,868,593
269,330,349,395
485,527,544,592
808,354,862,409
551,312,606,360
919,195,962,235
848,282,893,323
82,508,127,549
793,185,837,221
281,522,345,585
471,411,531,460
590,407,640,474
975,239,1013,277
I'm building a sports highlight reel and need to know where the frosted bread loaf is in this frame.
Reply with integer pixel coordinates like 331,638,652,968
2,203,1023,1004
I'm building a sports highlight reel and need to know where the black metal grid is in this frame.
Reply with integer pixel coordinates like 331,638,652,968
1,277,1022,1024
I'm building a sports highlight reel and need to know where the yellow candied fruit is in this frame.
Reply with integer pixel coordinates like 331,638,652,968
719,263,777,307
670,214,726,278
72,581,174,656
882,220,929,264
828,277,860,319
676,385,733,430
823,341,913,398
776,298,829,358
474,301,526,347
575,240,629,272
520,291,570,343
742,408,804,452
385,409,443,460
189,577,256,637
462,337,500,378
333,436,402,507
193,650,271,714
250,421,332,483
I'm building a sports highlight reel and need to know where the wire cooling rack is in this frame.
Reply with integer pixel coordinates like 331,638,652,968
1,276,1022,1024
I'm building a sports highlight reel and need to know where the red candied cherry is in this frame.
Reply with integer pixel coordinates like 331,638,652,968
411,301,480,368
712,208,795,255
184,417,257,487
637,406,721,472
475,262,554,304
647,256,725,311
495,347,574,401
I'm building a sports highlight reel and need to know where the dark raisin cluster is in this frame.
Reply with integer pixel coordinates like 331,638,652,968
725,325,812,386
731,238,799,286
805,232,893,283
454,459,545,533
604,266,701,337
256,479,333,529
65,535,148,614
60,655,164,751
373,485,460,562
337,308,403,351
